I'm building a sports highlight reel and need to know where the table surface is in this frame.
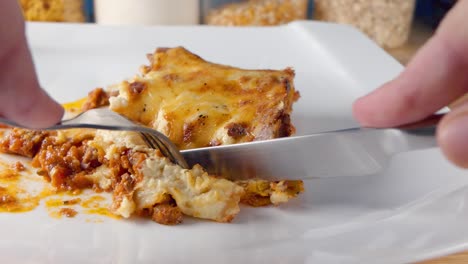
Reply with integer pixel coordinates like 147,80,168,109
386,20,468,264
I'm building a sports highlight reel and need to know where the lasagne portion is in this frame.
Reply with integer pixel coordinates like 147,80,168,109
0,47,304,224
0,128,303,224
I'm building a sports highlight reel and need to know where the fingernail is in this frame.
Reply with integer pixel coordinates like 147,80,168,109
438,110,468,168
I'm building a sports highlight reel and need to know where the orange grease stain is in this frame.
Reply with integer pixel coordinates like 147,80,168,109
0,161,56,213
0,185,55,213
0,169,20,182
0,159,120,221
81,195,120,220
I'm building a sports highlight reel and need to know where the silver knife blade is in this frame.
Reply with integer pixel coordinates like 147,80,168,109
181,115,441,181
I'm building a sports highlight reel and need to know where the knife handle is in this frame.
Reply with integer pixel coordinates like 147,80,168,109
397,113,445,136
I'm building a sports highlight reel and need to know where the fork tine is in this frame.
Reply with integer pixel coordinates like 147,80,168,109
139,132,158,149
142,132,188,169
140,132,175,162
147,134,173,159
142,132,164,152
156,136,189,169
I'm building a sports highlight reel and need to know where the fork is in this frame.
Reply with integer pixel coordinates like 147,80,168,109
0,108,189,169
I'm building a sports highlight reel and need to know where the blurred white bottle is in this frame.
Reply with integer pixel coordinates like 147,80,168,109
94,0,200,25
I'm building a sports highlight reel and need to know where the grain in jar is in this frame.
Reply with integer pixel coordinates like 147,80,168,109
204,0,309,26
19,0,85,22
314,0,416,48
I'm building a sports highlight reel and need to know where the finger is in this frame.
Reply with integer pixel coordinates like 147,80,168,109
450,93,468,110
437,102,468,168
353,0,468,128
0,1,63,128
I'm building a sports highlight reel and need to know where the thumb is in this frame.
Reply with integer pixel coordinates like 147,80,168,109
0,39,63,129
0,0,63,128
437,101,468,168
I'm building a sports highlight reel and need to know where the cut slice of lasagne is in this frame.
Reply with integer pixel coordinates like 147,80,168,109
91,47,299,150
0,47,303,225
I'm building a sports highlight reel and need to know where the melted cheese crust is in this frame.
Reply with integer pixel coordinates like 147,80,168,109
109,47,299,150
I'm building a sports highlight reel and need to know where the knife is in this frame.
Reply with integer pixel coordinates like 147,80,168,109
181,114,443,181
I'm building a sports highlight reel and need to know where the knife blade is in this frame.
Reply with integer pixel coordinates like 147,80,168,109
181,114,442,181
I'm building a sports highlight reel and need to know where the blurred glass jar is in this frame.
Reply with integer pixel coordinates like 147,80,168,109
94,0,199,25
314,0,416,48
19,0,85,22
202,0,309,26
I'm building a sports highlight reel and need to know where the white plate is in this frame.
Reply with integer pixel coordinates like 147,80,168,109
1,21,467,264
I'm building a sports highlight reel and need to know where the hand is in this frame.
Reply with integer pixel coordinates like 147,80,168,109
0,1,63,128
353,0,468,168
